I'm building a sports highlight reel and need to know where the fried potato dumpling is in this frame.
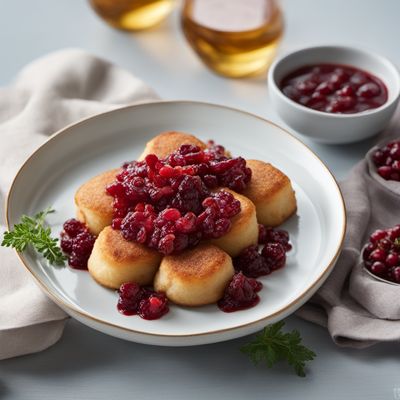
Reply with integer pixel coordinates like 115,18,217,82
88,226,162,289
75,169,118,235
154,244,234,306
243,160,297,227
138,131,206,160
210,189,258,258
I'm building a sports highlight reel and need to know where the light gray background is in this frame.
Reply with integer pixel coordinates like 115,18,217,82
1,1,399,399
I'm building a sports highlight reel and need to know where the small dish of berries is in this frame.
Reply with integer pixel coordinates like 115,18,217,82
362,224,400,284
372,139,400,182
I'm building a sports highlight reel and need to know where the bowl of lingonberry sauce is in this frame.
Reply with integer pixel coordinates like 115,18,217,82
268,46,400,144
362,225,400,285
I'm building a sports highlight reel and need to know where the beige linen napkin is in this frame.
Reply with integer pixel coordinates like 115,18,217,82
0,48,158,360
298,121,400,348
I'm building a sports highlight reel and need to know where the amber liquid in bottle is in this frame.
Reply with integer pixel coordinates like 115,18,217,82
89,0,174,31
181,0,283,78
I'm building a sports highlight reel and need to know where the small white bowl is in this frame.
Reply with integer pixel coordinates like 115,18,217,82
268,46,400,144
363,264,400,286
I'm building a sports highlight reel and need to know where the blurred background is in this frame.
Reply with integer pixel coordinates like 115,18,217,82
1,0,399,176
1,1,397,92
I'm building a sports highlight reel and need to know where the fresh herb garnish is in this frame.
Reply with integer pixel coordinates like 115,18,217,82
241,321,316,377
2,207,66,265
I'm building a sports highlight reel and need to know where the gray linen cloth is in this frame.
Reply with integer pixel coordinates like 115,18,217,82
0,49,158,360
298,127,400,348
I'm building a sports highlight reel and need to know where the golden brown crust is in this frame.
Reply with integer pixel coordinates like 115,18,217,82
154,244,234,306
138,131,206,160
243,160,290,202
243,159,297,226
88,227,161,289
161,244,229,281
75,168,119,216
99,227,160,265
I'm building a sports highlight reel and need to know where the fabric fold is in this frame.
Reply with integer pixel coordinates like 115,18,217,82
0,48,159,360
298,127,400,347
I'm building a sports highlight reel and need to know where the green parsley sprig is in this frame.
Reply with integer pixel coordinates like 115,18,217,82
241,321,316,377
2,207,66,265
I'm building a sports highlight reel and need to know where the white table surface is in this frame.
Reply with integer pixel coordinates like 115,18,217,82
1,1,400,399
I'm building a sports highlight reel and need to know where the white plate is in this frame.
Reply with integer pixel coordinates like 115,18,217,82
6,101,346,346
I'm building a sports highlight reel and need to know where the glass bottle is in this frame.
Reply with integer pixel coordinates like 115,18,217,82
181,0,284,78
89,0,175,31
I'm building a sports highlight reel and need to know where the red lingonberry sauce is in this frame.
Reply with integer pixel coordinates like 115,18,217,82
234,245,271,278
117,282,169,320
106,142,250,255
218,272,262,312
233,226,291,279
60,219,96,270
219,227,292,312
61,143,294,317
363,224,400,284
372,139,400,181
280,64,388,114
